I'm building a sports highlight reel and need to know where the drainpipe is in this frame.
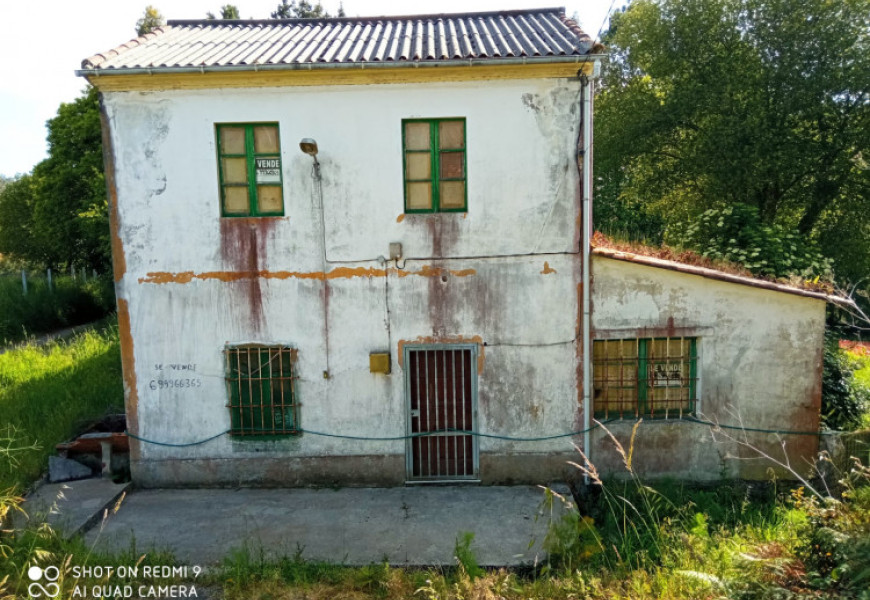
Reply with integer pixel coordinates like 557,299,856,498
580,72,594,485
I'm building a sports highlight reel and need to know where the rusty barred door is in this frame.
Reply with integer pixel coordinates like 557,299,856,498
405,345,479,482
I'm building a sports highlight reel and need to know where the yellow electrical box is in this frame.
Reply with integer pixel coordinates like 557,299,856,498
369,352,391,374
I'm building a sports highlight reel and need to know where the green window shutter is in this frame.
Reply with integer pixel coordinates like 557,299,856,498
403,118,466,213
216,123,284,217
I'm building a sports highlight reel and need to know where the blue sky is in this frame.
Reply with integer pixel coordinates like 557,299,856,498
0,0,616,178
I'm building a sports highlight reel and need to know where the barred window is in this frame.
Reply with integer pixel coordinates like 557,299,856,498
592,338,698,419
225,345,299,436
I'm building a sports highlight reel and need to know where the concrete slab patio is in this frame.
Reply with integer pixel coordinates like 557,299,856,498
85,485,570,566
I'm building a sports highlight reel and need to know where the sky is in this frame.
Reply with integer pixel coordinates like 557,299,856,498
0,0,616,178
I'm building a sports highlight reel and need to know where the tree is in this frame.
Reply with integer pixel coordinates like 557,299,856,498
207,4,241,19
595,0,870,282
136,5,165,36
0,87,108,271
0,175,44,264
271,0,344,18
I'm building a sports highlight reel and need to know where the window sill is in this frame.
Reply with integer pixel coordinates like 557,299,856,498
594,415,698,423
220,216,287,222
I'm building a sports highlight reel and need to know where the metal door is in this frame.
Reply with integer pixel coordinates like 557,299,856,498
405,344,479,481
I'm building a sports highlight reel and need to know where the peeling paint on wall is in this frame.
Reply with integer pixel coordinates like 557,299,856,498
99,98,126,284
138,265,477,285
116,298,140,460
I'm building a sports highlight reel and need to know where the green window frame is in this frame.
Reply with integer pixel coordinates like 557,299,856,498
402,118,467,213
592,337,698,420
216,123,284,217
225,345,299,437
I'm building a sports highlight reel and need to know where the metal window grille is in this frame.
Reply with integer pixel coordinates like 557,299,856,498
406,346,478,481
592,337,698,419
225,345,299,436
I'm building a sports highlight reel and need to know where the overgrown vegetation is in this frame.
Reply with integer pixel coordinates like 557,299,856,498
0,324,123,493
0,273,114,344
595,0,870,312
3,407,869,598
667,204,832,279
823,335,870,431
205,454,870,599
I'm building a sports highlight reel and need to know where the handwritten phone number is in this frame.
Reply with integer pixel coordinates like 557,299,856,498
149,378,203,391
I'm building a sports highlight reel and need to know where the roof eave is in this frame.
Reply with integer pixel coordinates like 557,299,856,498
593,247,856,308
76,54,606,77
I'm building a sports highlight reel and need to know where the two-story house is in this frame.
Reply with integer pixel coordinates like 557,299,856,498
79,7,842,488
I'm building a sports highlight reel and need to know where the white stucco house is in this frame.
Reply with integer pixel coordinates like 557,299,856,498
78,7,848,487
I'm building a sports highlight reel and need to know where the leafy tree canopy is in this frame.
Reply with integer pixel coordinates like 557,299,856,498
136,5,165,36
271,0,344,18
595,0,870,285
0,87,108,271
207,4,241,19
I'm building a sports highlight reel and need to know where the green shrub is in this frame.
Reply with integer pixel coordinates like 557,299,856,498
667,204,831,278
822,338,870,431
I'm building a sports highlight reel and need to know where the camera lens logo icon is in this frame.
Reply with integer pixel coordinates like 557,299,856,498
28,565,60,598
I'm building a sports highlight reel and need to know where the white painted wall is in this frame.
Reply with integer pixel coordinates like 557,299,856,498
590,256,826,480
105,77,586,481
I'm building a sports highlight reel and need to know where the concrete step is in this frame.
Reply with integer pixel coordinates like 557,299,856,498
17,478,131,538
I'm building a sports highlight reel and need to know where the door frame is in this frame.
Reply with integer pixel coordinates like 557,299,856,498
403,343,480,482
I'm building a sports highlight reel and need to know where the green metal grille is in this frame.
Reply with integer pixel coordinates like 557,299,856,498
225,345,299,436
592,337,698,420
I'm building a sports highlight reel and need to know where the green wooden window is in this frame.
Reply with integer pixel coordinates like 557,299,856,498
403,118,467,213
225,345,299,437
216,123,284,217
592,338,698,419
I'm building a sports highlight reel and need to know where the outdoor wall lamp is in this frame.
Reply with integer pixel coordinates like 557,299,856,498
299,138,319,158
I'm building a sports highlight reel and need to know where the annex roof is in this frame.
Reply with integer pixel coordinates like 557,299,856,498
593,246,856,308
80,7,595,74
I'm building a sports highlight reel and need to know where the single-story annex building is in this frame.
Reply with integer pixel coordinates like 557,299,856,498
77,7,851,487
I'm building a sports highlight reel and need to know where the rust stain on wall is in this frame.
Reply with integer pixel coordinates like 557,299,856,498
397,335,485,374
138,265,477,284
116,298,140,460
541,261,557,275
396,214,405,223
99,98,126,283
395,265,476,278
220,219,278,331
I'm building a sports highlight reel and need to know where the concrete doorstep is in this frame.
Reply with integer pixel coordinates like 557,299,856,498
16,478,132,538
84,485,571,567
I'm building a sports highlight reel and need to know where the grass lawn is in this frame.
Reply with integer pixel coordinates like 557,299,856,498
0,320,123,493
